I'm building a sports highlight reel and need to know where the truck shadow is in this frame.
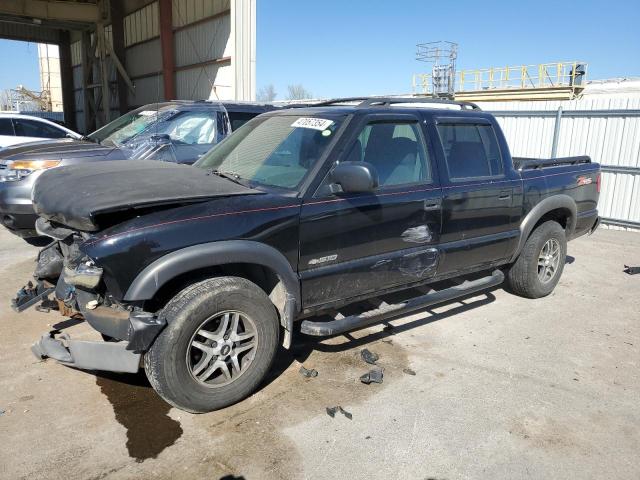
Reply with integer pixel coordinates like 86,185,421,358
90,281,499,465
263,285,499,387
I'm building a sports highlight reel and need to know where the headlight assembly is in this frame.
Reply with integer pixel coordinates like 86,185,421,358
63,262,104,289
0,160,60,182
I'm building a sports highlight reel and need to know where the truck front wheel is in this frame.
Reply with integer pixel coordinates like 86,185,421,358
144,276,280,413
506,220,567,299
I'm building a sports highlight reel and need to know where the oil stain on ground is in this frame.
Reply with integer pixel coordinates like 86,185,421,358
95,372,183,462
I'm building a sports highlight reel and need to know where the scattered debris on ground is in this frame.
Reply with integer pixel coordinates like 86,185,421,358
360,369,384,384
299,365,318,378
623,265,640,275
402,368,416,376
360,349,379,365
0,409,5,416
326,406,353,420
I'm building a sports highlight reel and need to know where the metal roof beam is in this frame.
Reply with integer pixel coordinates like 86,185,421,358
0,0,99,24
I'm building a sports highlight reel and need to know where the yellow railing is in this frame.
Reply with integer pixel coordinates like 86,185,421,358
413,61,587,94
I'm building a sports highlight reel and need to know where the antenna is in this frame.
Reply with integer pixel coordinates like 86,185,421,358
415,41,458,98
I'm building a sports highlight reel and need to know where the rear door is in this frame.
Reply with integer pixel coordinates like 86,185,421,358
431,116,522,275
299,113,443,308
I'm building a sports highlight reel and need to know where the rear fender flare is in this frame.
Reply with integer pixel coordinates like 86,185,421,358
511,195,577,262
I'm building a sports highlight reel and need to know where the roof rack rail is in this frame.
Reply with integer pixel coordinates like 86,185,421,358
312,96,481,110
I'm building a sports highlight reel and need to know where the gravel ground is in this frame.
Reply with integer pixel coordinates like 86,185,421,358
0,227,638,480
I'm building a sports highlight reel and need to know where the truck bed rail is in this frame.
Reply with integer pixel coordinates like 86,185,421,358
513,155,591,171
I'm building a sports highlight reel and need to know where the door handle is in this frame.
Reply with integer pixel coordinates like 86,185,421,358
498,191,511,200
423,199,441,211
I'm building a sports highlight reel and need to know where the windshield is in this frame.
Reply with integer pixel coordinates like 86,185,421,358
195,114,343,189
88,104,224,149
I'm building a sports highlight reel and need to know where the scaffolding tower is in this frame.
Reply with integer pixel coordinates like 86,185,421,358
415,41,458,98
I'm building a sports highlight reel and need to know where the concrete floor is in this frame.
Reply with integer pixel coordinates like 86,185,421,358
0,227,638,480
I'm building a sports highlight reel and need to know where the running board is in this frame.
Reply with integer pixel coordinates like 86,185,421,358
300,270,504,337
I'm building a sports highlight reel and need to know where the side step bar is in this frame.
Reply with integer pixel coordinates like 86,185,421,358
301,270,504,337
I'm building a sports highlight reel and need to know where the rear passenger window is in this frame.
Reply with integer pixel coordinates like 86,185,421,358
346,121,431,187
437,123,503,180
0,118,14,136
13,119,66,139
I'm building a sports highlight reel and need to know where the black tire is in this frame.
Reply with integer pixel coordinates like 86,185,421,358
506,220,567,299
144,276,280,413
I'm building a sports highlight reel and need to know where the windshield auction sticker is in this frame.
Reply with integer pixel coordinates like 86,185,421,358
291,117,334,131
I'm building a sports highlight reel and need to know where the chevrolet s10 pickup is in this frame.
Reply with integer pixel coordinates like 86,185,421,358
13,97,600,413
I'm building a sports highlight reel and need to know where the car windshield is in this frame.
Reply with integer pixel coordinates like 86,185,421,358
195,114,343,189
87,105,222,148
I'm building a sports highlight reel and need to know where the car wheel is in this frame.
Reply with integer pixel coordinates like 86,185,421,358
506,220,567,299
144,276,280,413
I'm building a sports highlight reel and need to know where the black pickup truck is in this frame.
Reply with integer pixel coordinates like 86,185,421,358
13,97,601,413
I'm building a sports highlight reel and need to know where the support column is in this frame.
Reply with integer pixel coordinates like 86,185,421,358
231,0,256,100
159,0,175,101
110,0,128,115
550,107,563,158
58,30,77,132
96,21,110,124
81,30,96,133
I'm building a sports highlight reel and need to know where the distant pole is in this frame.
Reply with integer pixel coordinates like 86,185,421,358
551,106,563,158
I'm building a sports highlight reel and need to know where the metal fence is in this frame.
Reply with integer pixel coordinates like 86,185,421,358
480,98,640,231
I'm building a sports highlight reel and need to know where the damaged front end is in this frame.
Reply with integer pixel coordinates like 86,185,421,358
13,221,165,373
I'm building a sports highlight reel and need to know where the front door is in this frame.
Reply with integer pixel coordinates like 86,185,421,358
299,114,443,308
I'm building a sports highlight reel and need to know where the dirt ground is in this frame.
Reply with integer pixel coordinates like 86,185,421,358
0,227,638,480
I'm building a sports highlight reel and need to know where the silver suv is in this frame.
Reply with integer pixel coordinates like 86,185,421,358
0,101,272,239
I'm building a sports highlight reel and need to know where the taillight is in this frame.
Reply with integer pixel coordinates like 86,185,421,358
596,172,601,193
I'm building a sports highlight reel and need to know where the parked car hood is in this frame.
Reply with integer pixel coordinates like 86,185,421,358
0,138,115,161
33,160,262,232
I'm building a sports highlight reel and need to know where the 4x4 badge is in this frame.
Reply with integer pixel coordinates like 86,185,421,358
308,254,338,266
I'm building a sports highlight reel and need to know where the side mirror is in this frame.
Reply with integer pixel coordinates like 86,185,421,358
330,161,379,193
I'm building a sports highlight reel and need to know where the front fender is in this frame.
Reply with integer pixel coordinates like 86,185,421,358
123,240,301,309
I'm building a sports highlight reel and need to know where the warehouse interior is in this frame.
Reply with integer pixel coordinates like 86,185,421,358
0,0,255,133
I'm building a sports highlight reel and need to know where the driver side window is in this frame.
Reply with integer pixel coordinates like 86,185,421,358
345,121,431,187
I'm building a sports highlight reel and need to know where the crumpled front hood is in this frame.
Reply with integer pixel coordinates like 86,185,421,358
33,160,262,231
0,138,115,162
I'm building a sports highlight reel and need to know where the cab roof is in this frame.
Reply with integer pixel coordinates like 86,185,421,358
266,97,492,120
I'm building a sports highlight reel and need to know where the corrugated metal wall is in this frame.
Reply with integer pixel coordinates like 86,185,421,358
478,98,640,231
69,0,253,132
173,0,232,100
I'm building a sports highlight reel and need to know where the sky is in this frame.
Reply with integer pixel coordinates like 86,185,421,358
0,39,40,93
0,0,638,98
257,0,640,99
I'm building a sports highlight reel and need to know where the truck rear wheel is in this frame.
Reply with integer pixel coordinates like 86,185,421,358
506,220,567,299
144,276,279,413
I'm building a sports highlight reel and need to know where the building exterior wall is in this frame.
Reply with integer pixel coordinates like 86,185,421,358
36,44,63,112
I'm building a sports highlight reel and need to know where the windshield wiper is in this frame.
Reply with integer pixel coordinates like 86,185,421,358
207,169,245,185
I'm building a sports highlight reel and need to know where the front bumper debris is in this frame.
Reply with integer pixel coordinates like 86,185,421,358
12,281,55,312
16,279,166,354
32,331,141,373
